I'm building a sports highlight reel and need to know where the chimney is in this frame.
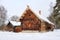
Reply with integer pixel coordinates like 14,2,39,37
39,10,41,15
27,5,29,8
26,5,30,10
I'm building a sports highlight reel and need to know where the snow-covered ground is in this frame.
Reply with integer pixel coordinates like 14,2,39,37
0,29,60,40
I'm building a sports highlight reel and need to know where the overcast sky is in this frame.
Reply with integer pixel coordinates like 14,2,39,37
0,0,56,18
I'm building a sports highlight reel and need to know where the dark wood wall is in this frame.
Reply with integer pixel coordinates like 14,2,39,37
20,9,41,30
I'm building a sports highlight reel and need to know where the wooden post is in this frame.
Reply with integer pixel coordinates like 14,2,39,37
40,20,46,32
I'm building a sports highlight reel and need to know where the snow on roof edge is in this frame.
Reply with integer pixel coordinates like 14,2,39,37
10,21,21,26
28,8,54,25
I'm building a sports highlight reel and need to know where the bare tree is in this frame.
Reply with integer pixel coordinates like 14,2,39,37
48,2,54,22
10,15,18,21
0,5,7,26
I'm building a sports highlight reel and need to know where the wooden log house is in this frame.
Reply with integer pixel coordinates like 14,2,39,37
18,5,55,32
3,5,55,32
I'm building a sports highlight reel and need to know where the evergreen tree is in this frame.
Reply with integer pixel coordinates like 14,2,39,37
48,0,60,29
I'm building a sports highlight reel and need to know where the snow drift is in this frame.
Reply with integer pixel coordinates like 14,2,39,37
0,29,60,40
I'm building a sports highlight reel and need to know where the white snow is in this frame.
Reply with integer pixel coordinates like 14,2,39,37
5,21,21,26
0,29,60,40
10,21,21,26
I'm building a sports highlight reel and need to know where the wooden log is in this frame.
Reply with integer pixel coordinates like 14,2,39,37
14,26,22,32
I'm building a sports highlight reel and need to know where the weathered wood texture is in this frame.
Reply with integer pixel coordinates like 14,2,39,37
3,22,14,31
20,9,41,31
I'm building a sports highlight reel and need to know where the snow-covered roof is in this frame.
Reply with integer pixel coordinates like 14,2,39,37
10,21,21,26
35,12,54,25
36,14,54,25
5,21,21,26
